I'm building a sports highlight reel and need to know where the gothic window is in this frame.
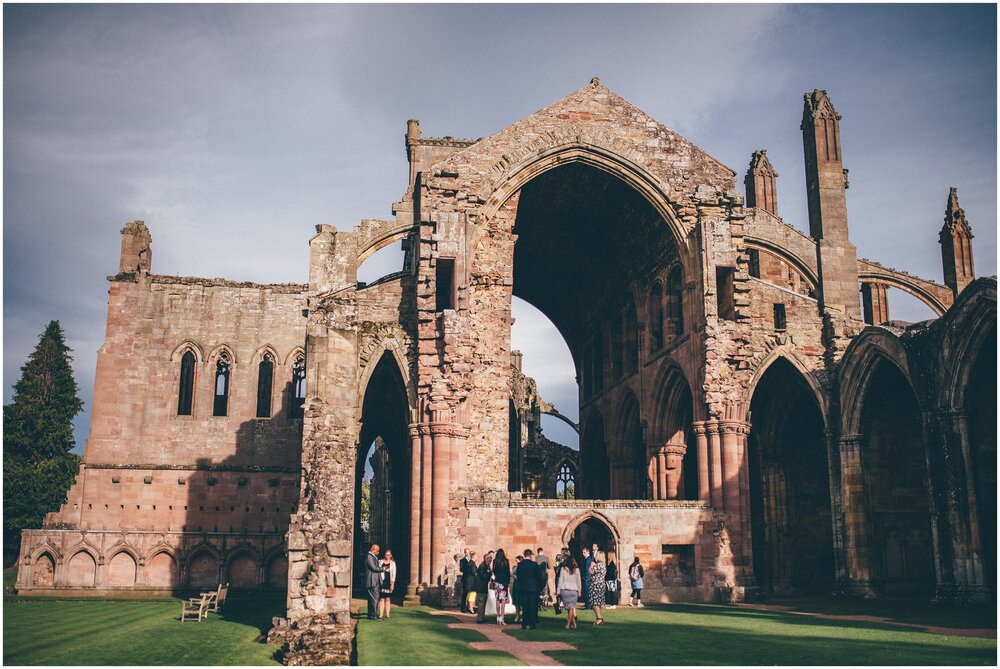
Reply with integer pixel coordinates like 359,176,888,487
649,282,664,352
748,249,761,278
256,352,275,418
436,258,456,311
556,462,575,500
177,351,195,416
289,354,306,419
212,350,232,417
716,267,736,321
773,303,787,331
667,266,685,336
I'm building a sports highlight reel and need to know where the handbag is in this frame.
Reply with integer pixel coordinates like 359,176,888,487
484,587,498,616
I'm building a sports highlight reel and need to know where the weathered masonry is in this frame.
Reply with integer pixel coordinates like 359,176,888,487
17,80,995,662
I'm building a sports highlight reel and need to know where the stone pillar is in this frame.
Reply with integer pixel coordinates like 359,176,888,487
838,434,876,596
935,409,988,600
860,282,889,325
646,447,662,501
664,443,687,499
429,422,453,585
419,424,432,587
694,423,710,502
720,422,743,515
707,421,724,509
406,425,421,602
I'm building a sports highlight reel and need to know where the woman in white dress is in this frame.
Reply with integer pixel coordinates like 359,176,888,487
378,549,397,619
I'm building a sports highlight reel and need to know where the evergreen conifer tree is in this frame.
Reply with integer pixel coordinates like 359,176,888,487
3,321,83,563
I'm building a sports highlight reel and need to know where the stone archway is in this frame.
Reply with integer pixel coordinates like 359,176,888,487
563,512,622,570
354,351,411,598
860,358,934,596
748,357,833,595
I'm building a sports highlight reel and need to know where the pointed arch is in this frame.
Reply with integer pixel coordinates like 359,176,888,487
561,509,623,550
252,344,280,365
358,339,416,416
839,328,915,435
748,349,828,427
170,340,204,363
226,544,262,588
185,544,221,589
65,548,98,587
29,550,57,587
29,541,63,564
935,278,997,409
145,548,179,588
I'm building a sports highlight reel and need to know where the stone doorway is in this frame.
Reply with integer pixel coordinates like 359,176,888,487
353,352,411,599
566,514,620,570
861,359,934,596
748,357,834,595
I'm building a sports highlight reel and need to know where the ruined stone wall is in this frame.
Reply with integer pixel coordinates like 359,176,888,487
462,500,725,602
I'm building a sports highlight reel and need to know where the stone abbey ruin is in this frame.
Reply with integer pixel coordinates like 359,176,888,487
16,80,996,659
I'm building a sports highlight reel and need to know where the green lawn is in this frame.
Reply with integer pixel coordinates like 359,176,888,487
4,595,284,665
4,577,995,666
503,602,996,665
355,606,520,665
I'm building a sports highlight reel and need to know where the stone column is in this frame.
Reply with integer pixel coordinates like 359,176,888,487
406,424,421,601
838,434,876,596
429,422,453,585
419,424,432,587
694,422,710,501
720,421,743,515
935,409,988,600
664,443,688,499
707,420,724,509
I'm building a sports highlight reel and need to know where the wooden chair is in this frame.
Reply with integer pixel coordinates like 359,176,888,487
200,583,230,614
181,593,211,622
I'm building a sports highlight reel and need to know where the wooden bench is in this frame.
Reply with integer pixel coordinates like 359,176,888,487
181,593,211,622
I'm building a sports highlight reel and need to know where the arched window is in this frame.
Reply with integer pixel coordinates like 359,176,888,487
556,462,576,500
289,354,306,419
667,266,684,337
256,352,275,418
212,350,232,417
177,351,195,416
649,282,664,352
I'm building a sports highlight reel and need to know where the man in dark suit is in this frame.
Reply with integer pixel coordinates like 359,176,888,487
515,549,543,629
457,548,471,610
365,543,382,620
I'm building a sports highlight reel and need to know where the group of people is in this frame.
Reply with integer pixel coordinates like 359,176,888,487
363,543,397,620
457,544,647,630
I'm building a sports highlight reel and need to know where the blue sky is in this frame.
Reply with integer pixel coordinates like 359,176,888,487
4,4,996,452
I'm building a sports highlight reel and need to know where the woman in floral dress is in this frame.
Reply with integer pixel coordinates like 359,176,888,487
588,551,607,625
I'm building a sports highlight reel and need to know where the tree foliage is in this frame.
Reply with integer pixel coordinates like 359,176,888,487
4,321,84,460
3,321,84,563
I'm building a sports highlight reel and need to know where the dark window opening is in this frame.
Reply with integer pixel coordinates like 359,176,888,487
556,462,576,500
667,266,684,336
436,258,456,311
289,354,306,419
717,266,736,320
212,351,231,417
649,282,664,351
177,351,195,415
773,303,787,331
256,353,274,418
748,249,761,278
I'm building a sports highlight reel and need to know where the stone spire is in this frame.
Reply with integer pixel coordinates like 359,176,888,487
801,90,860,319
939,187,975,296
744,150,779,216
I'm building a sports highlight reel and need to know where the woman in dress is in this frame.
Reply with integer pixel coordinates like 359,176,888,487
556,555,582,630
462,550,479,613
605,559,620,609
378,549,397,619
588,550,607,625
492,549,511,625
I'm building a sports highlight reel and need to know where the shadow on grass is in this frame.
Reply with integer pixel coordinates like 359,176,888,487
355,607,521,666
217,593,287,637
503,606,996,666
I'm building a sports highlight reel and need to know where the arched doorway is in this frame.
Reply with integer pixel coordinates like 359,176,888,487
354,352,411,598
861,358,933,595
965,325,996,597
507,161,685,503
566,514,620,572
748,357,833,595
